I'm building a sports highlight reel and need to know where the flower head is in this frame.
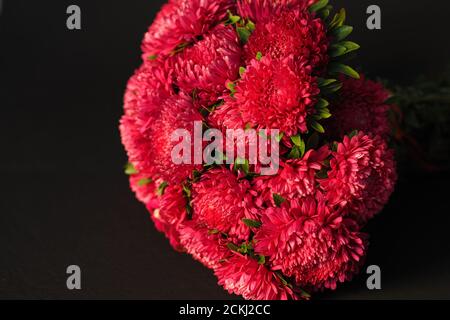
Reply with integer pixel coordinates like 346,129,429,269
143,93,204,184
120,62,175,176
237,0,315,23
320,132,397,224
192,167,258,240
142,0,235,57
245,9,329,70
253,145,330,207
178,222,231,269
254,196,367,290
173,24,242,107
213,55,319,137
150,184,188,251
214,254,300,300
325,76,392,139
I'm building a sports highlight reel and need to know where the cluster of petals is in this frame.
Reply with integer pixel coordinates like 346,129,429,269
120,0,397,300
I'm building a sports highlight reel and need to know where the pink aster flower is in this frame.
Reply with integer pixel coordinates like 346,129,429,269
173,24,242,107
253,145,330,207
150,184,188,251
212,55,319,137
129,173,158,207
214,254,300,300
325,76,392,139
142,0,235,57
237,0,315,23
244,9,329,70
191,167,259,240
320,132,397,224
178,222,231,269
142,93,204,184
120,61,175,175
254,195,367,290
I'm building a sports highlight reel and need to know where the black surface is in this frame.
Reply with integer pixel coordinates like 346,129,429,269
0,0,449,299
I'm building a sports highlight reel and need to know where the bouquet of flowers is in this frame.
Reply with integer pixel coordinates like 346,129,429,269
120,0,397,300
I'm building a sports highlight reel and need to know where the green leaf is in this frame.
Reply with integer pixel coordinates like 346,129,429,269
309,0,329,13
316,168,328,179
157,181,168,196
124,163,138,175
275,132,284,142
208,229,220,235
329,45,347,58
256,51,263,61
306,132,320,150
329,63,360,79
276,272,289,286
298,139,306,157
237,27,251,44
332,25,353,42
246,20,256,32
273,193,286,207
193,169,202,182
185,203,193,218
288,146,301,159
148,54,158,61
316,98,329,109
242,218,262,228
182,184,191,198
317,78,337,87
318,109,332,119
138,178,153,186
235,158,250,174
291,135,302,147
300,289,311,299
239,66,246,77
340,41,360,53
320,81,343,95
258,255,266,265
348,130,359,138
227,243,240,252
291,136,306,157
311,121,325,133
227,81,237,96
317,6,332,20
329,8,346,30
226,10,241,25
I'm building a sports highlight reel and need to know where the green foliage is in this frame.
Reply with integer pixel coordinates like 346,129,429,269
124,163,138,175
157,181,168,196
273,193,286,207
242,219,262,228
329,63,360,79
309,0,329,13
138,178,153,186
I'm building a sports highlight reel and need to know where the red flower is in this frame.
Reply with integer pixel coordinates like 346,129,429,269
143,93,204,184
173,24,242,107
321,132,397,224
211,55,319,137
150,184,188,251
120,62,174,177
245,9,329,70
253,146,330,207
325,76,392,139
192,167,258,240
129,173,158,207
215,254,300,300
142,0,235,57
178,222,231,269
254,196,367,290
237,0,315,23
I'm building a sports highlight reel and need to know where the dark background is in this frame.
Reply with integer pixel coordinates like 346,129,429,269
0,0,449,299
